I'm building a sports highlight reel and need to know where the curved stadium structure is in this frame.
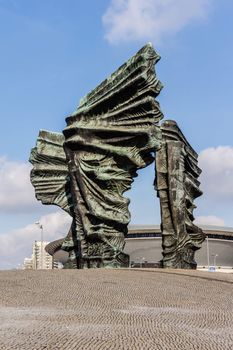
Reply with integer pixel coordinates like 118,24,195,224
45,225,233,268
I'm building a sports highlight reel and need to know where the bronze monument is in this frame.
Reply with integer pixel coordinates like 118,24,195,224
30,43,205,269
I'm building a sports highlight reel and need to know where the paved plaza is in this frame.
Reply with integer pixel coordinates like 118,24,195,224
0,269,233,349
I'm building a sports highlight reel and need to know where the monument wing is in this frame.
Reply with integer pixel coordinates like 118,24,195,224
155,120,205,269
29,130,73,215
62,43,164,267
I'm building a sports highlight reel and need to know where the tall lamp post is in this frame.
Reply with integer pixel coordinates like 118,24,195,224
35,222,44,269
212,254,218,269
140,257,145,268
206,235,210,269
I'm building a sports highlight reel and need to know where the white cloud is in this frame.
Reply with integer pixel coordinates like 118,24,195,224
102,0,213,44
199,146,233,200
195,215,225,227
0,210,71,269
0,156,39,212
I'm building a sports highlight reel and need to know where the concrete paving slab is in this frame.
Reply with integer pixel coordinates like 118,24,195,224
0,269,233,349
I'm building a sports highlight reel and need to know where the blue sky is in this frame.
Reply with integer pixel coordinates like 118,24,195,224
0,0,233,268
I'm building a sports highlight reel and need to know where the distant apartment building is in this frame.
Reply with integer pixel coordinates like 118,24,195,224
22,241,54,270
22,257,33,270
32,241,53,269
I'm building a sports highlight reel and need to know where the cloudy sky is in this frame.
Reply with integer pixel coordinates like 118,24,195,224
0,0,233,269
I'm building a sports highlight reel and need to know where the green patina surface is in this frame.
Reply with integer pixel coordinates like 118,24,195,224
155,120,205,269
30,43,204,269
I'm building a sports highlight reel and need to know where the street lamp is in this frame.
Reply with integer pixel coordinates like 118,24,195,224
206,235,210,269
35,221,44,269
140,257,145,268
212,254,218,269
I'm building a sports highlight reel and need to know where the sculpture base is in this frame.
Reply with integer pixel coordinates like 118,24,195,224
63,250,129,269
162,248,197,270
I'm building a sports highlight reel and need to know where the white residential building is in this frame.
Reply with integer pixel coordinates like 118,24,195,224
22,257,33,270
32,241,53,270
